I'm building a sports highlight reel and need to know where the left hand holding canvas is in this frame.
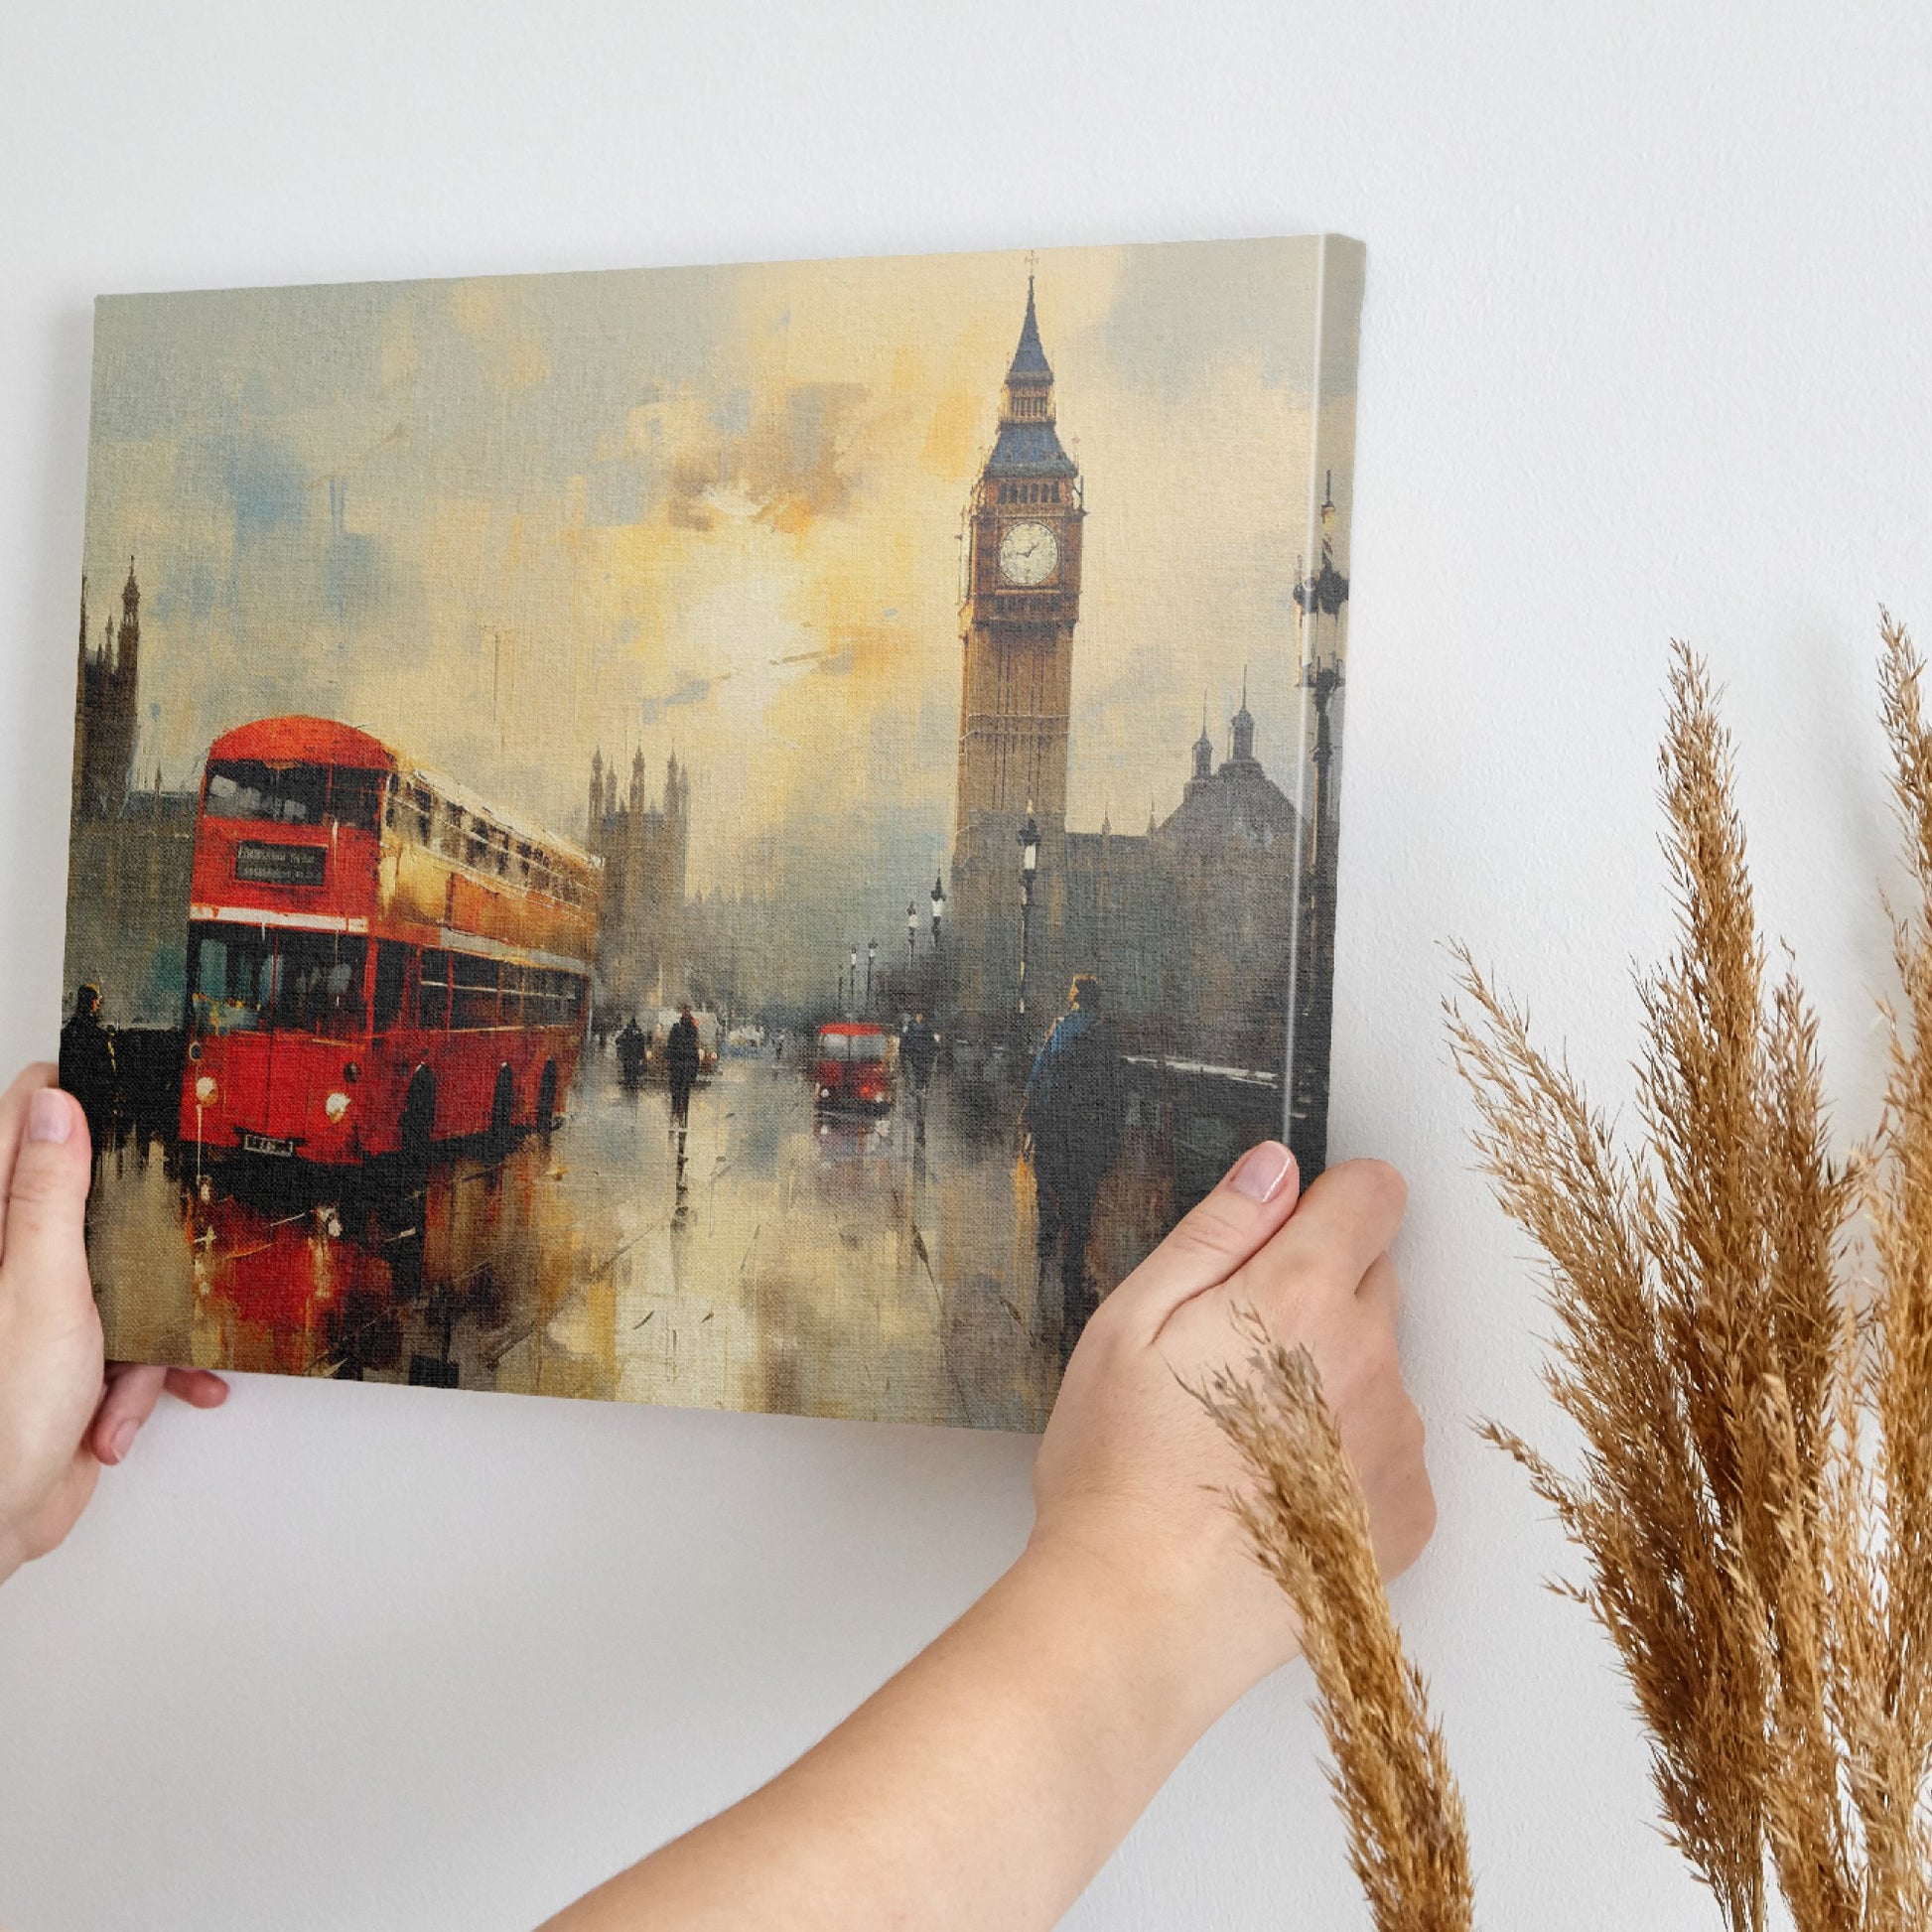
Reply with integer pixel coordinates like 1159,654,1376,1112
0,1063,226,1585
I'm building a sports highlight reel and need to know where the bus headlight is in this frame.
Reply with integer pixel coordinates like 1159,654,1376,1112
324,1091,351,1123
195,1075,217,1106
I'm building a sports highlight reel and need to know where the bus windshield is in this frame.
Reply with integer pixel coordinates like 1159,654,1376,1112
817,1030,890,1063
188,924,368,1038
204,760,385,832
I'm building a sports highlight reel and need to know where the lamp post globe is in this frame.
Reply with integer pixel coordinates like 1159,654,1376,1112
929,874,946,947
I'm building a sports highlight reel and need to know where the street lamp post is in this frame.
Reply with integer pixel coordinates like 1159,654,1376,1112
848,944,858,1019
1017,804,1040,1021
906,900,918,979
929,874,946,950
866,938,877,1014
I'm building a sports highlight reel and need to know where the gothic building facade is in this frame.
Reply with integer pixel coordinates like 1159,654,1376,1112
72,563,144,822
945,287,1304,1077
64,564,201,1027
585,745,691,1016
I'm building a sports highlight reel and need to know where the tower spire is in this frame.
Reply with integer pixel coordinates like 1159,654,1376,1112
1009,273,1049,380
1230,664,1257,763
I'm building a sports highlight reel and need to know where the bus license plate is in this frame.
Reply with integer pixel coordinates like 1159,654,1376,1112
241,1132,297,1157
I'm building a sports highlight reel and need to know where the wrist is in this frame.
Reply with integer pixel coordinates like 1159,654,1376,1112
1005,1526,1281,1752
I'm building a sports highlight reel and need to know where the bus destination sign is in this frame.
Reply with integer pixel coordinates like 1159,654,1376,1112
233,841,327,888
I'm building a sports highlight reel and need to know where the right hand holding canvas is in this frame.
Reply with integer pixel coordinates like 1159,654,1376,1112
1028,1142,1435,1730
548,1142,1436,1932
0,1063,226,1585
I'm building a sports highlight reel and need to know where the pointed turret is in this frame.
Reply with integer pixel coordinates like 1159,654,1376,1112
117,558,140,682
1191,696,1214,781
1230,666,1256,763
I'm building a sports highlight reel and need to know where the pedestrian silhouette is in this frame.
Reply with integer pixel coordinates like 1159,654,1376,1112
665,1005,702,1157
616,1014,647,1088
898,1009,939,1140
1021,976,1125,1369
58,982,117,1165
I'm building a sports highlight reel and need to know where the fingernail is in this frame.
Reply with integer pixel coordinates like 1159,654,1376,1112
107,1419,137,1463
27,1090,72,1145
1230,1141,1294,1203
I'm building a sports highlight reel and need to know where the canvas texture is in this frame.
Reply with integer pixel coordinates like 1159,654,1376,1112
60,236,1362,1430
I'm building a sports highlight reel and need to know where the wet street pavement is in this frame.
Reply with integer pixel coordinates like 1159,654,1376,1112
86,1049,1097,1431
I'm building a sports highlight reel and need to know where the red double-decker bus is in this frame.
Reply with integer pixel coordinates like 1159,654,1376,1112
179,716,601,1169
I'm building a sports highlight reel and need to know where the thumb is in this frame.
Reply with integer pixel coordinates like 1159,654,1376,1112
1,1083,95,1331
1104,1140,1301,1338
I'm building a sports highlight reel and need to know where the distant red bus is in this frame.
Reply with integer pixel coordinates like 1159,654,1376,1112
180,716,601,1168
810,1023,896,1114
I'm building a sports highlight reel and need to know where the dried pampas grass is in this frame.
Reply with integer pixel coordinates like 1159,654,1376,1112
1447,620,1932,1929
1211,619,1932,1931
1202,1316,1474,1932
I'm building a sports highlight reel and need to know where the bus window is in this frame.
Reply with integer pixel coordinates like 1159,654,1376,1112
188,925,273,1035
327,768,386,832
405,783,434,843
451,954,498,1030
499,963,525,1028
205,759,328,825
372,940,408,1034
464,816,490,873
274,933,366,1037
435,798,465,861
418,950,452,1030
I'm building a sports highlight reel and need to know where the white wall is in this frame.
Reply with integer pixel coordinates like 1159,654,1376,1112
3,4,1928,1924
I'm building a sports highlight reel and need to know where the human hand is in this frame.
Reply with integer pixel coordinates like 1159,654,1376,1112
0,1063,227,1584
1028,1144,1434,1727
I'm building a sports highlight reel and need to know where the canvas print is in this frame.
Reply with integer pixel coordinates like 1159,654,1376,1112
61,236,1363,1430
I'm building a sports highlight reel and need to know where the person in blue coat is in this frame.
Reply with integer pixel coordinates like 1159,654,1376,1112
1022,974,1126,1365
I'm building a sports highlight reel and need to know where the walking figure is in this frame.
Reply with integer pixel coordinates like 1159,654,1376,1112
58,983,116,1165
898,1010,939,1141
616,1014,647,1089
665,1005,702,1158
1021,976,1125,1369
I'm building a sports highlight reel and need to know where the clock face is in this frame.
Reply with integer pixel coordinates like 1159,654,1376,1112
998,519,1059,587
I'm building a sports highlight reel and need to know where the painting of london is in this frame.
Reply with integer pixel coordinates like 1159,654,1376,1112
61,237,1362,1430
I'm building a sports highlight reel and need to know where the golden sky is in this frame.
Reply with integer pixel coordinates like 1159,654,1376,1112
81,236,1360,929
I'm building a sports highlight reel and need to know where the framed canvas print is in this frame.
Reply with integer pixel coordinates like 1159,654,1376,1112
61,235,1363,1430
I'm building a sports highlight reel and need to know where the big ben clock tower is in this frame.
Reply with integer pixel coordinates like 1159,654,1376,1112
949,277,1085,1027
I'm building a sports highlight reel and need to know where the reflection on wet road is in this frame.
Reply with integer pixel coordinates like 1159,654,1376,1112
89,1052,1086,1430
